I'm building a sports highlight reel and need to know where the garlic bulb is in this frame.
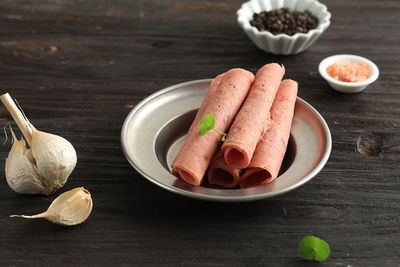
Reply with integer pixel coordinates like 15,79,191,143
6,126,77,195
11,187,93,226
1,93,77,195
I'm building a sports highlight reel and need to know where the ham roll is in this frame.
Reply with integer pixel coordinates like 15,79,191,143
222,63,285,169
175,73,225,155
172,69,254,185
207,148,241,188
240,79,298,189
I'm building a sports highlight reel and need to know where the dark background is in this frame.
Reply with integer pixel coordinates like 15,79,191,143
0,0,398,266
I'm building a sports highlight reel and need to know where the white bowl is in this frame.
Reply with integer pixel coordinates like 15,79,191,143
318,54,379,93
237,0,331,55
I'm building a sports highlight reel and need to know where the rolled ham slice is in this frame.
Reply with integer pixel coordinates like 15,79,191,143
222,63,285,169
207,148,241,188
172,69,254,185
240,79,298,189
175,73,225,155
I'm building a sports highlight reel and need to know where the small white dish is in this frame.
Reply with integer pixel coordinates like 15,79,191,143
318,54,379,93
237,0,331,55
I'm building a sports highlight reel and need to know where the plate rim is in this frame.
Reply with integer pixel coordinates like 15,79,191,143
121,79,332,202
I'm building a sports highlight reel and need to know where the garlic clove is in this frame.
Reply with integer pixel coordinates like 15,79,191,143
5,127,46,194
30,125,77,195
11,187,93,226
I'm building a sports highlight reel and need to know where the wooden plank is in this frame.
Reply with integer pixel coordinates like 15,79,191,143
0,0,398,265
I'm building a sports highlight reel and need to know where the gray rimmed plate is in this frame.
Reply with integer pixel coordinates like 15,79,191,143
121,79,331,202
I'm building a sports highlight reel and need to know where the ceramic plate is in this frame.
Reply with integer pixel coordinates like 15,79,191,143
121,79,331,202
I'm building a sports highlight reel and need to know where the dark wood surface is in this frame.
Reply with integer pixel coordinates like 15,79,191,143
0,0,398,266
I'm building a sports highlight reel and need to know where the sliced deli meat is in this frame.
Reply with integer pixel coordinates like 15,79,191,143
175,73,225,155
207,148,241,188
222,63,285,169
240,79,298,189
172,69,254,185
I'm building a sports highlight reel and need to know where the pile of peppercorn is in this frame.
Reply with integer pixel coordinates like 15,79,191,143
250,8,319,36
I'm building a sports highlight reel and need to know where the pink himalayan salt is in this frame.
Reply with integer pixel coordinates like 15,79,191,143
326,61,371,82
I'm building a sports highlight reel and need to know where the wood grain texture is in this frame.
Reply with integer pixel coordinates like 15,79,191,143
0,0,398,266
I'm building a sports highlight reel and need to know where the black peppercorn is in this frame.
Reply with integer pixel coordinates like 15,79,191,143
250,8,319,36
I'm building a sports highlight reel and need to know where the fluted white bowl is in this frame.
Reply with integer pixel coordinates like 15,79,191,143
237,0,331,55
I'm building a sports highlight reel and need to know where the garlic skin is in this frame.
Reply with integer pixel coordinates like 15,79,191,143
5,127,77,195
11,187,93,226
6,129,44,194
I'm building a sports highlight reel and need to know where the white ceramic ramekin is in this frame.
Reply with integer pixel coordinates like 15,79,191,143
318,54,379,93
237,0,331,55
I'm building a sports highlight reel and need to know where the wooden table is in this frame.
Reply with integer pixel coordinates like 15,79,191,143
0,0,398,265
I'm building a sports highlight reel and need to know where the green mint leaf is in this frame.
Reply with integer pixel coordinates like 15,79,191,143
299,236,330,262
199,114,215,136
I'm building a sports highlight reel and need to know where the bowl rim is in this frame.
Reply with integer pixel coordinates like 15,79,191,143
237,0,331,39
318,54,380,88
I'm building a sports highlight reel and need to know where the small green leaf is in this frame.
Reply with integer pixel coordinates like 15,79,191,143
199,114,215,136
299,236,330,262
